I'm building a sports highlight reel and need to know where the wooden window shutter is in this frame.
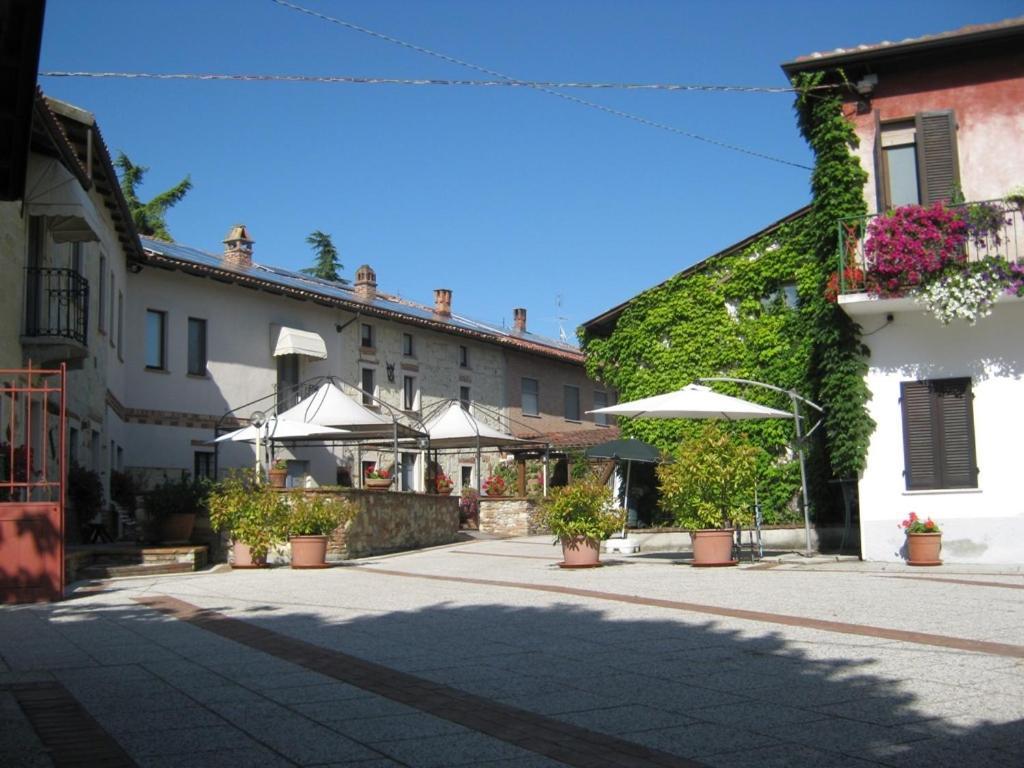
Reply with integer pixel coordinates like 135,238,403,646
873,110,890,212
901,381,937,490
901,378,977,490
915,111,960,204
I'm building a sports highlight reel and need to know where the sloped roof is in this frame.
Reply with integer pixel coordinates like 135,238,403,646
781,16,1024,74
142,237,585,364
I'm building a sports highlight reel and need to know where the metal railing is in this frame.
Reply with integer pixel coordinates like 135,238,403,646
837,200,1024,295
24,267,89,345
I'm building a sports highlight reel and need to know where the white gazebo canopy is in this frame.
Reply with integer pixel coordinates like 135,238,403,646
279,381,392,430
424,401,526,449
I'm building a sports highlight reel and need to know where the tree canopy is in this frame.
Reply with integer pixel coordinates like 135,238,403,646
114,152,192,241
303,230,345,282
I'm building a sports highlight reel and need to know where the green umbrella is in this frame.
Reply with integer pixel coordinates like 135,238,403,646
585,438,661,534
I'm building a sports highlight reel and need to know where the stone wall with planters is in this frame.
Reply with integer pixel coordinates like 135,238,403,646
325,490,459,559
478,497,548,537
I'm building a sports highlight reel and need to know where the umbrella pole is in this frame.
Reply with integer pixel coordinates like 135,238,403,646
792,391,812,557
622,460,632,537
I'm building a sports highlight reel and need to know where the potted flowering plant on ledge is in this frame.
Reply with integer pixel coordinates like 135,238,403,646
482,474,507,497
900,512,942,566
435,471,454,495
364,465,392,490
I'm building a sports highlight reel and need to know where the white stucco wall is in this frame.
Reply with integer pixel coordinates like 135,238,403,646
857,298,1024,564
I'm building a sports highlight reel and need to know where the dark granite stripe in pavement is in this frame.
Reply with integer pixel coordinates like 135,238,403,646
364,567,1024,659
134,595,707,768
879,575,1024,590
5,681,137,767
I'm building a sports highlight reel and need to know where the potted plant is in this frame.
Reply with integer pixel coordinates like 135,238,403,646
268,459,288,488
540,481,623,567
435,471,454,495
143,475,209,544
286,491,356,568
900,512,942,566
656,422,760,567
459,487,479,529
364,465,392,490
482,474,507,497
208,472,288,567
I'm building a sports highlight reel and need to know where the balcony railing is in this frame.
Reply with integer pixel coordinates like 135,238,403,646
837,200,1024,296
24,267,89,345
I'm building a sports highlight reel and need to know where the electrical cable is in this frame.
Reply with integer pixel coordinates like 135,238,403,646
269,0,812,170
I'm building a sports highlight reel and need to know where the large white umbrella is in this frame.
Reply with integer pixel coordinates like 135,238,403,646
213,418,348,443
588,384,792,420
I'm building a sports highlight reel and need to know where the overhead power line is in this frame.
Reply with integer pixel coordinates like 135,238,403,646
270,0,812,170
39,70,806,93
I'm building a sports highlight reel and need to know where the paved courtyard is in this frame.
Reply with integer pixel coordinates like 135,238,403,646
2,535,1022,767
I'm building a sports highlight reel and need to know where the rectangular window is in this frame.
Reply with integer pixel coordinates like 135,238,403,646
276,354,300,411
360,323,374,349
459,386,471,411
116,291,124,360
402,333,414,357
361,367,376,406
403,375,417,411
187,317,207,376
69,427,79,466
564,385,581,421
116,445,123,471
70,242,84,275
521,377,539,416
459,345,469,368
98,254,107,332
194,452,214,480
400,452,416,492
109,272,116,347
593,390,609,426
901,378,977,490
145,309,166,369
876,111,959,210
461,465,473,489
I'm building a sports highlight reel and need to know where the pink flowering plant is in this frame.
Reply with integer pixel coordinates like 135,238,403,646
899,511,940,534
863,203,968,296
364,465,390,480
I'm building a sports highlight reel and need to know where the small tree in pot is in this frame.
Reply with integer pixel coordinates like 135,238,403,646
540,481,623,567
287,492,357,568
208,472,288,567
657,422,761,566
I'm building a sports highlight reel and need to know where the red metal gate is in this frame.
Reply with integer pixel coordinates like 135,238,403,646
0,364,66,603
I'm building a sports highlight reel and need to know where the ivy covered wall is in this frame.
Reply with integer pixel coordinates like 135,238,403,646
580,70,874,524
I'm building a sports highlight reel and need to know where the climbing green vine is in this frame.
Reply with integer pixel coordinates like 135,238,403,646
581,69,876,522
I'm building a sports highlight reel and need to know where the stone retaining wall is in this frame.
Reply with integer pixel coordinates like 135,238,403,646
328,490,459,559
478,497,548,537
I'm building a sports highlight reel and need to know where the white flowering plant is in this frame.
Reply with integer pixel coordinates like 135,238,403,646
915,258,1012,325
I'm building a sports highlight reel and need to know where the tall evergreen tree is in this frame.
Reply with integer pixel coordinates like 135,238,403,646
114,152,192,241
303,230,345,282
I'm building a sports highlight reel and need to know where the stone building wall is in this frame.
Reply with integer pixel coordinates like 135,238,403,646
478,497,548,537
328,489,459,559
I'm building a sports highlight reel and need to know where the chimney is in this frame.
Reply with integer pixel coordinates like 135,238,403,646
354,264,377,300
222,224,254,267
513,307,527,333
433,288,452,317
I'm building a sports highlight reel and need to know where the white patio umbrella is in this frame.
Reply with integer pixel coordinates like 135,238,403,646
589,384,792,420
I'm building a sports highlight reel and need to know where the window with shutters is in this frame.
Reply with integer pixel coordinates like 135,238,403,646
875,111,960,211
900,378,977,490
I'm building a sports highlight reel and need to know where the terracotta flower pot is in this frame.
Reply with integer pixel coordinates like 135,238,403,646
364,477,392,490
690,529,737,567
559,536,601,568
232,540,267,568
290,535,329,568
906,532,942,566
268,468,288,488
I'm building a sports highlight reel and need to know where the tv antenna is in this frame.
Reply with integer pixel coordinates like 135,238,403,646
555,294,569,343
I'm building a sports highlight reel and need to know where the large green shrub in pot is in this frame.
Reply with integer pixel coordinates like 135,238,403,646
540,481,623,542
657,422,761,530
286,492,356,536
208,473,288,560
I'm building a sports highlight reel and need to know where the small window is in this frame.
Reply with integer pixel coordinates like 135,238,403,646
564,385,581,422
361,367,376,406
522,377,539,416
145,309,166,369
403,375,417,411
361,323,374,349
593,391,609,426
109,272,116,347
98,254,107,332
901,378,977,490
116,291,124,361
116,445,123,471
276,354,300,411
459,345,469,368
403,333,414,357
460,465,473,489
70,242,84,275
459,386,471,411
400,452,417,492
187,318,207,376
194,452,214,480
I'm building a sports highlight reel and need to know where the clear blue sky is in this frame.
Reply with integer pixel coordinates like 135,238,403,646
38,0,1021,341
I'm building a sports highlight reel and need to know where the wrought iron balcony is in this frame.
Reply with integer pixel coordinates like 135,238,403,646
23,267,89,346
836,199,1024,297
